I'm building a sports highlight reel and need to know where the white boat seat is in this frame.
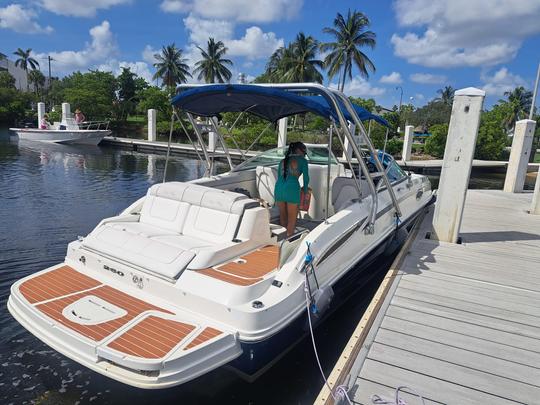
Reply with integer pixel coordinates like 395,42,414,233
83,182,271,279
332,177,369,211
255,166,277,206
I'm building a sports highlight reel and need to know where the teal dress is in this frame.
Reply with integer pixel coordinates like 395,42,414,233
274,155,310,204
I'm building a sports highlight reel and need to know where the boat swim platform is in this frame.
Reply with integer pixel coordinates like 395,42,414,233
316,190,540,405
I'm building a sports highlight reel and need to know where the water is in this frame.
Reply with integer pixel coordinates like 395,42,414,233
0,128,393,405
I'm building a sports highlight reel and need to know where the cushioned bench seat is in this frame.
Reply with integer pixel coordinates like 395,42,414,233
82,182,272,281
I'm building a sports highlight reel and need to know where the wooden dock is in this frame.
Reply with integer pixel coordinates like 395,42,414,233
316,190,540,405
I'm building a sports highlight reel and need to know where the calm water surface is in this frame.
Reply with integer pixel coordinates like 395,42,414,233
0,128,392,405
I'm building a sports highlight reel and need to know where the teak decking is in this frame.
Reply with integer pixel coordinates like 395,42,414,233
18,266,223,360
317,190,540,404
198,245,279,286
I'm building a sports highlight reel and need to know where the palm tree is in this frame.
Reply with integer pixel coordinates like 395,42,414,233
503,86,533,128
28,69,45,96
13,48,39,91
152,44,191,90
194,38,233,83
321,9,376,92
281,33,323,83
435,86,455,106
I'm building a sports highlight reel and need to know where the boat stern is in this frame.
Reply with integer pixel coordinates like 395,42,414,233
7,264,242,389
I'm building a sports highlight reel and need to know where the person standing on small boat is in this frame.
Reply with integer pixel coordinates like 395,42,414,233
274,142,310,236
39,114,51,129
74,109,85,124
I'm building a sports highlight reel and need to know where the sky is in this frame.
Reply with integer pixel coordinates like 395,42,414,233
1,0,539,108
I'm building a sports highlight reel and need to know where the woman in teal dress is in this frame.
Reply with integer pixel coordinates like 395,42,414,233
274,142,310,236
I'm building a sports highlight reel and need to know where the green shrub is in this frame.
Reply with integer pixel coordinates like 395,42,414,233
424,123,449,158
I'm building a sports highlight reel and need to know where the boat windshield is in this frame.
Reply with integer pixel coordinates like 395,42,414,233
233,145,338,172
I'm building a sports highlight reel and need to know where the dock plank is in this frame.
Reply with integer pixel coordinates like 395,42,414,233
366,342,539,404
374,328,540,387
357,359,519,405
385,305,540,353
380,316,540,369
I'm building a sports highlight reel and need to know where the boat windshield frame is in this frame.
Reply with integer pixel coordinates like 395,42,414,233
232,145,339,172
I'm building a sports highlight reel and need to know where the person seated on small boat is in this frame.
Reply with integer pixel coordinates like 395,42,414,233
274,141,310,237
74,109,85,124
39,114,51,130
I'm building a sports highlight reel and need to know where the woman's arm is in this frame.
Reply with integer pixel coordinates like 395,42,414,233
301,158,310,192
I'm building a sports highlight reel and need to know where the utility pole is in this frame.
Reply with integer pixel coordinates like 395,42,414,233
530,61,540,120
47,55,54,108
396,86,403,132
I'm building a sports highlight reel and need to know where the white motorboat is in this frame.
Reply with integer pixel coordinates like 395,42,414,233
10,117,110,145
8,84,433,389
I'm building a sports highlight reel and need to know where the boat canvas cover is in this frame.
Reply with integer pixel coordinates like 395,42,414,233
171,84,390,127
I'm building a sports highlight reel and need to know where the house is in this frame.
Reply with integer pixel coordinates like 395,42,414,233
0,53,29,91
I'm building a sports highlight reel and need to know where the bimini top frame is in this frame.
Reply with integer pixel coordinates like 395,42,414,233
171,83,401,230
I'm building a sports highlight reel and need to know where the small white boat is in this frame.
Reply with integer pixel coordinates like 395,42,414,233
8,84,433,389
10,117,110,145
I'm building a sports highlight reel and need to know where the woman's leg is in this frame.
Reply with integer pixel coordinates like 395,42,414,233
277,201,288,228
286,203,299,236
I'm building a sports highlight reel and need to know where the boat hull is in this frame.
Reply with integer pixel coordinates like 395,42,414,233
9,128,110,145
228,204,426,378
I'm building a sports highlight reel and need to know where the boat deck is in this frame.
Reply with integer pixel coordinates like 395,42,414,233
16,265,224,361
316,190,540,404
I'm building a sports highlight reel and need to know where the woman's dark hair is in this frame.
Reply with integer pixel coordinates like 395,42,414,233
282,142,306,179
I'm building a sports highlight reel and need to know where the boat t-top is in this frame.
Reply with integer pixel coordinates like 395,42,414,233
10,115,111,145
8,83,433,389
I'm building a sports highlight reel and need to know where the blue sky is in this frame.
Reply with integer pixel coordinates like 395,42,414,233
1,0,539,108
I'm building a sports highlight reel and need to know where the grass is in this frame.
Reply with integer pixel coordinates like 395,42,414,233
126,115,146,123
534,152,540,163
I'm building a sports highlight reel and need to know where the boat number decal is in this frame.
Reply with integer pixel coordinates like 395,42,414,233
103,264,124,277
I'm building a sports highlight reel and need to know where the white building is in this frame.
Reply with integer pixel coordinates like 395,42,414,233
0,53,29,91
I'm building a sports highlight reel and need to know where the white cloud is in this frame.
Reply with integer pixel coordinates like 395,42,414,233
38,0,131,17
161,0,302,22
410,73,447,84
391,0,540,68
183,14,283,61
142,45,159,65
0,4,53,34
331,76,386,98
183,14,233,45
160,0,191,13
227,26,283,59
480,67,528,96
380,72,402,84
98,60,154,83
33,21,117,74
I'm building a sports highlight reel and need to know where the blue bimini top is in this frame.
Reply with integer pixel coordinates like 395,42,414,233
171,84,390,127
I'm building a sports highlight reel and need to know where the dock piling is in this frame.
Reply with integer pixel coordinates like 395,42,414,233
61,103,70,122
148,109,156,142
503,119,536,193
432,87,485,243
277,117,288,148
37,102,45,127
531,166,540,214
402,125,414,161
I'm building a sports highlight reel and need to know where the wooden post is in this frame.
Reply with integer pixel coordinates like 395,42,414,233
531,166,540,215
278,117,288,148
148,109,156,142
402,125,414,161
432,87,485,243
503,119,536,193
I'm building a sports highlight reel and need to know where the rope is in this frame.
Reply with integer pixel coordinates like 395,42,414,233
304,263,352,404
371,386,426,405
